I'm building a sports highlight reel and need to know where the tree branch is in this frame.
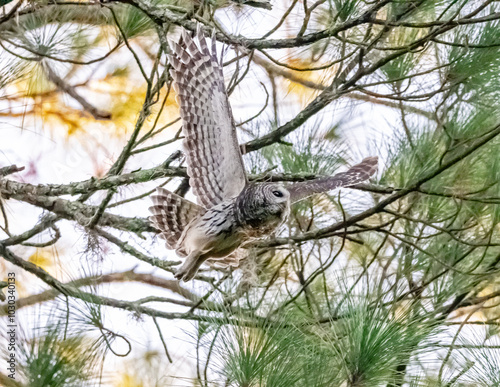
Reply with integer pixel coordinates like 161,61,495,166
0,269,197,316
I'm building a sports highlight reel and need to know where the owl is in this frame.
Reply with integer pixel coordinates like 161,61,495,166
149,26,378,281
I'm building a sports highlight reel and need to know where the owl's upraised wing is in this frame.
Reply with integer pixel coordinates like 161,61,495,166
287,157,378,203
168,27,247,209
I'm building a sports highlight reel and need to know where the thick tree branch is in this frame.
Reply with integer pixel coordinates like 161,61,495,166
0,163,185,198
120,0,390,49
0,269,197,316
1,191,155,235
0,245,267,326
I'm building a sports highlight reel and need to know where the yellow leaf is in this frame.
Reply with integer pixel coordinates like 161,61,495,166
115,373,145,387
28,249,54,270
281,57,335,107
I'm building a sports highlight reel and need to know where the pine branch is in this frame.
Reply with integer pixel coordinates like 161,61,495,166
242,1,445,153
260,121,500,247
0,3,115,34
119,0,390,49
251,54,434,119
0,162,394,199
42,63,112,120
0,244,269,326
1,191,155,235
0,269,199,316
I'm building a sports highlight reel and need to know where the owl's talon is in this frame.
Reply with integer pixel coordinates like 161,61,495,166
174,274,187,282
174,258,200,281
174,268,188,281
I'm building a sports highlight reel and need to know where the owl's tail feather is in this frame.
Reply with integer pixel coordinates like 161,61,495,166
149,188,203,252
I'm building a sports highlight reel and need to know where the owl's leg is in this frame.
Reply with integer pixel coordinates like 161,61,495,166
174,251,207,282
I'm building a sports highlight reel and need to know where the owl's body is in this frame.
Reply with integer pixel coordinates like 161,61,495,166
151,183,290,280
149,26,379,281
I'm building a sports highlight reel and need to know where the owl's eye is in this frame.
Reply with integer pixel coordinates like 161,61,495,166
272,190,284,198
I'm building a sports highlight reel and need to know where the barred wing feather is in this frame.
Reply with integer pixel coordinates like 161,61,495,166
287,157,378,203
168,28,247,209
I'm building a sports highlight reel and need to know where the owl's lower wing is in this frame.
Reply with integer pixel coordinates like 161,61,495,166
149,188,203,253
287,156,378,203
168,27,247,209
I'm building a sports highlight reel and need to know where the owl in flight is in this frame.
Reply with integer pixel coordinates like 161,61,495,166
149,27,378,281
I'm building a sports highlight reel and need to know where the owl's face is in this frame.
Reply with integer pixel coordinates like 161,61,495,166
260,184,290,224
235,183,290,228
261,183,290,206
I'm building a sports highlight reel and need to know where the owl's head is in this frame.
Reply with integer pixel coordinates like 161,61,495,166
235,183,290,227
